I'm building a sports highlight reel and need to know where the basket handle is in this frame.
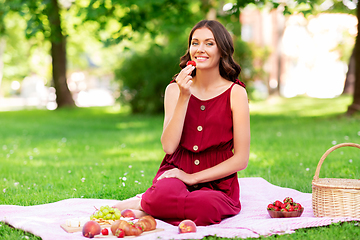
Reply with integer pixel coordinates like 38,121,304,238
313,142,360,181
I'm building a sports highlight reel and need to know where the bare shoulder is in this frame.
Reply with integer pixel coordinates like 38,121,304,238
231,84,248,102
165,82,179,94
164,82,180,104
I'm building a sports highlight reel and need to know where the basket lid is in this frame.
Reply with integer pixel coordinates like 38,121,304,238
312,178,360,189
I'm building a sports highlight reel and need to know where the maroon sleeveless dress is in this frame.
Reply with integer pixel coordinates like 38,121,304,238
141,80,245,226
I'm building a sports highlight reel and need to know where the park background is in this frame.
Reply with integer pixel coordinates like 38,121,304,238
0,0,359,113
0,0,360,240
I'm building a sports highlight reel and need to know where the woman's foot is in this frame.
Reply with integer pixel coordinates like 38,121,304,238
112,197,148,218
132,209,149,218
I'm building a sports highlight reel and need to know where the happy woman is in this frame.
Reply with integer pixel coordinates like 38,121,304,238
113,19,250,226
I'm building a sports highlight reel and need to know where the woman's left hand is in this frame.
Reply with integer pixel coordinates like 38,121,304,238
156,168,196,186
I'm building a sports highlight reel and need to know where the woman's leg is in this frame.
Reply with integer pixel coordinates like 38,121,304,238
141,178,240,226
141,178,189,220
183,188,240,226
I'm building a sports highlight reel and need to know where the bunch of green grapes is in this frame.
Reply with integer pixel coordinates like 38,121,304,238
90,205,121,220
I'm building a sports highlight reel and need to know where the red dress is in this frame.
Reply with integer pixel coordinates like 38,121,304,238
141,80,245,226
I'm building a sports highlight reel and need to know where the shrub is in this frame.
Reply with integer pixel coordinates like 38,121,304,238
116,44,185,114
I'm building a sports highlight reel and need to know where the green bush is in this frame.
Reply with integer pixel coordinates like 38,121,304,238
116,43,186,114
233,37,254,83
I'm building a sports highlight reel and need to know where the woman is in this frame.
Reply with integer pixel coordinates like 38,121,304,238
113,20,250,226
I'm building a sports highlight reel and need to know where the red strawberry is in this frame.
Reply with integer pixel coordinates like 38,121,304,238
115,228,125,238
283,197,294,205
294,203,302,211
186,61,196,67
280,203,287,209
281,208,288,212
287,205,294,212
273,200,282,208
267,204,275,210
274,206,280,211
101,228,109,235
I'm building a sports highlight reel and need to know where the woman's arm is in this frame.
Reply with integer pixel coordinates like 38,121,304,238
157,84,250,185
161,65,195,154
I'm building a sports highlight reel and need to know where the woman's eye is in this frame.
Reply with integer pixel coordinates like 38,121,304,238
191,42,198,46
206,42,214,46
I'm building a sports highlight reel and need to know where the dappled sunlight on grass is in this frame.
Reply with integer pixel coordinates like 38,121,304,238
249,95,353,117
116,121,148,129
244,95,360,193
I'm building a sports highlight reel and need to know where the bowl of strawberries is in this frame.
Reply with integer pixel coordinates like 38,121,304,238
267,197,304,218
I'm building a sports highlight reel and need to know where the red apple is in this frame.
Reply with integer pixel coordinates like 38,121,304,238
178,219,197,233
82,220,101,238
121,209,136,219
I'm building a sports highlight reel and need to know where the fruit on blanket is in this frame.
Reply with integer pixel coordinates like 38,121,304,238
111,220,121,235
186,61,196,67
115,228,125,238
287,205,294,212
91,205,121,220
101,228,109,235
267,197,304,218
82,220,101,238
267,204,275,210
274,200,282,208
111,220,143,236
178,219,197,233
294,202,302,211
121,209,136,219
134,215,157,231
268,197,302,212
283,197,294,205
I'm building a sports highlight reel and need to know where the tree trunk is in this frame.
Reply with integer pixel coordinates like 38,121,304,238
347,4,360,116
343,49,355,95
0,37,5,97
47,0,75,108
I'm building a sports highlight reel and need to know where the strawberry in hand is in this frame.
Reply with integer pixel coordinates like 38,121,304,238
186,61,196,67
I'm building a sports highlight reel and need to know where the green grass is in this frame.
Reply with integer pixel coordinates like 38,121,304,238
0,95,359,239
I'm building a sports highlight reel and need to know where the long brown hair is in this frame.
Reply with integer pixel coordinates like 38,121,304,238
178,20,241,82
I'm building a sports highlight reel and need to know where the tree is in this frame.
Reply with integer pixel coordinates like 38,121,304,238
47,0,75,107
0,0,8,96
347,2,360,115
2,0,75,107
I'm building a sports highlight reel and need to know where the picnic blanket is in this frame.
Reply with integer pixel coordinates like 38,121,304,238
0,177,358,240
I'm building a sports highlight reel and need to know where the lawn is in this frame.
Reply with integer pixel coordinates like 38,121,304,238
0,95,359,239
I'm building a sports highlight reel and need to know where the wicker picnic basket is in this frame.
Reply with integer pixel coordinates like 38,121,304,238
312,142,360,218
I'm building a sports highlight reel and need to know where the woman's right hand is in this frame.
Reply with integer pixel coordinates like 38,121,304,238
174,65,195,97
161,64,195,154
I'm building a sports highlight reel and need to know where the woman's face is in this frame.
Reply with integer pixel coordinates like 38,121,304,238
189,27,221,70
